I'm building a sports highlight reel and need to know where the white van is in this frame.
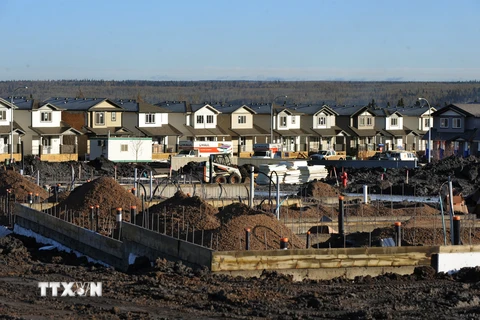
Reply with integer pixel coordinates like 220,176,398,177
386,150,418,161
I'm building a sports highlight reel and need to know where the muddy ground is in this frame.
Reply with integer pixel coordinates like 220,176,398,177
2,156,480,318
1,233,480,319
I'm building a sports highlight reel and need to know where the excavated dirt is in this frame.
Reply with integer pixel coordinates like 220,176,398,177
56,177,143,224
0,169,49,202
147,190,220,233
341,155,480,197
298,180,340,197
215,203,305,251
2,233,480,319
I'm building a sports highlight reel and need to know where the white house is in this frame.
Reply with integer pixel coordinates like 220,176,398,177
29,103,82,158
89,137,153,162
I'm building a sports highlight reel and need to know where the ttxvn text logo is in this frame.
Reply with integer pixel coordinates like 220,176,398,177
38,282,102,297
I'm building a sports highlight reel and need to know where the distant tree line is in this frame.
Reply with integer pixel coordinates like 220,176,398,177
1,80,479,108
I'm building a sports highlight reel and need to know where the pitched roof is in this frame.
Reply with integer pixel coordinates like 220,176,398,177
435,103,480,117
348,127,378,137
29,122,82,136
0,122,26,135
274,128,313,136
310,126,344,137
83,126,132,136
43,97,124,111
136,124,182,137
156,101,188,113
214,104,257,114
426,128,478,142
331,105,369,116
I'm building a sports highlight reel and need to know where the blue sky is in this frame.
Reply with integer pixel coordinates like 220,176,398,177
1,0,479,81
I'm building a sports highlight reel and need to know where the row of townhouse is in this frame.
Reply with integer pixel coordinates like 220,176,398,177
0,95,478,162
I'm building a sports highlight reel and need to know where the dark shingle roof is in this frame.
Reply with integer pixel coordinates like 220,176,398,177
449,104,480,117
156,101,188,113
331,105,369,116
43,97,124,111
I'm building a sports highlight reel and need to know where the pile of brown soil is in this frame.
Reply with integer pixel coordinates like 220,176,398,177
57,177,142,221
217,202,267,224
0,169,49,202
345,202,440,217
148,191,220,231
298,181,340,198
215,213,306,251
279,203,338,219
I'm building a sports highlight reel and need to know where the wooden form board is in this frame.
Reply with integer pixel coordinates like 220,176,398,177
211,246,438,272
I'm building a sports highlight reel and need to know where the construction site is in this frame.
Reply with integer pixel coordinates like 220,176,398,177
1,155,480,319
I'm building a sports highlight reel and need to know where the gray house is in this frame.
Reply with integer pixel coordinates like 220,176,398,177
292,104,347,153
216,103,268,155
429,103,480,159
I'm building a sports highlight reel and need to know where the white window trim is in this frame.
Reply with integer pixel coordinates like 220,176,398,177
238,115,246,124
440,118,448,128
452,118,461,129
95,112,105,125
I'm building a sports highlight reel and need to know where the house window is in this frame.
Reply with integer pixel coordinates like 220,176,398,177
206,115,214,124
291,117,296,125
359,117,365,126
440,118,448,128
95,112,105,125
424,118,430,128
318,116,326,126
121,144,128,152
452,118,461,128
41,112,52,122
196,115,204,124
390,118,398,126
0,110,6,120
280,116,287,127
366,117,373,126
238,115,246,124
111,112,116,121
145,113,155,124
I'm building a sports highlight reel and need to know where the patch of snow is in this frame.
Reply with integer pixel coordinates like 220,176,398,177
128,253,138,265
39,245,56,251
13,225,110,267
0,226,12,238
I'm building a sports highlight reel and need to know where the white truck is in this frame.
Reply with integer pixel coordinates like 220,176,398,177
251,143,283,159
309,150,347,160
175,141,233,157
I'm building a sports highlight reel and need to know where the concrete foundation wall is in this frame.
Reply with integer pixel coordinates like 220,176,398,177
15,204,124,268
14,204,212,271
122,222,213,268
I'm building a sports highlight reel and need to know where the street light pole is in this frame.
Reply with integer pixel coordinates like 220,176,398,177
270,95,287,143
10,86,28,163
418,97,431,163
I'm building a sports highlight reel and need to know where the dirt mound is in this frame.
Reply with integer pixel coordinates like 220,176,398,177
299,181,340,198
344,155,480,197
58,177,142,221
148,191,220,231
217,202,267,224
0,169,49,202
216,213,306,251
345,202,440,217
